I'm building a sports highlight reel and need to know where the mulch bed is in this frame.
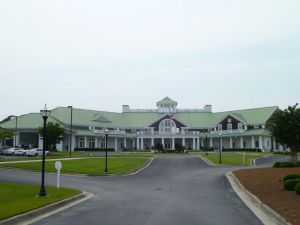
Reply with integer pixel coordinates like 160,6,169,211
233,168,300,225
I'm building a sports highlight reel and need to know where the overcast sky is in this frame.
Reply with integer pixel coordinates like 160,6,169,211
0,0,299,120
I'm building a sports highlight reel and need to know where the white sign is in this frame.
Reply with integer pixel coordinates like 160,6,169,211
55,161,62,189
55,161,62,171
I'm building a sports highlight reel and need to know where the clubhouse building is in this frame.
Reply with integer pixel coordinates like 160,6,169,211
0,97,283,152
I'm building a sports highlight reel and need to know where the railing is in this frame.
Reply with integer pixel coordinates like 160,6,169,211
137,131,200,136
210,129,245,135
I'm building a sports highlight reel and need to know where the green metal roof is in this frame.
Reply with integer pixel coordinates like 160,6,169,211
0,106,278,131
0,113,61,129
156,97,177,106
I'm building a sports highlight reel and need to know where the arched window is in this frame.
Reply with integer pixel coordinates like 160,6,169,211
159,119,176,133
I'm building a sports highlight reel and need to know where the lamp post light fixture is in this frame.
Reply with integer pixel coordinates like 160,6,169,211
104,128,109,172
219,133,222,164
67,106,73,158
39,104,51,197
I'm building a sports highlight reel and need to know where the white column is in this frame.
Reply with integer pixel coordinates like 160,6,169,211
56,141,63,151
229,137,233,149
16,132,20,147
114,138,118,151
133,139,135,150
259,136,263,150
251,136,255,149
38,134,43,149
141,138,144,150
210,138,213,148
172,138,175,150
240,137,244,149
162,138,165,148
95,137,98,148
219,137,223,150
151,138,154,148
137,138,140,150
197,138,200,150
124,138,127,149
72,135,76,151
84,136,87,148
193,138,196,150
182,138,185,147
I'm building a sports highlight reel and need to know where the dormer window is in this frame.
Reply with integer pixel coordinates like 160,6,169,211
227,123,232,131
218,124,222,131
238,123,243,130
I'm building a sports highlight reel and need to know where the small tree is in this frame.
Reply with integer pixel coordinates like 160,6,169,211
0,128,13,146
269,104,300,163
38,122,64,151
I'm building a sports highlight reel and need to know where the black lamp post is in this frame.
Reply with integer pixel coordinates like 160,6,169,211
67,106,73,158
205,134,208,157
104,128,109,172
12,116,18,148
39,104,51,197
219,133,222,164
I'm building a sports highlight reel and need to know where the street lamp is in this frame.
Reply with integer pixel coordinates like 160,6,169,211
219,133,222,164
205,134,208,157
67,106,73,158
39,104,51,197
104,128,109,172
11,116,18,147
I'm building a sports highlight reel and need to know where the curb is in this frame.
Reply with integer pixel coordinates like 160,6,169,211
198,155,216,166
0,191,94,225
226,172,291,225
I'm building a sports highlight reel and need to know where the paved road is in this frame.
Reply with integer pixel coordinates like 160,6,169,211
0,156,263,225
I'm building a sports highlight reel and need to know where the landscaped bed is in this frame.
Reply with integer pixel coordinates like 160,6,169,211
234,167,300,225
200,152,270,166
0,182,81,221
0,156,151,175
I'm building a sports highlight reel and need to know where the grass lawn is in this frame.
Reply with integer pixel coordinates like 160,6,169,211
200,152,271,166
0,156,151,175
0,182,81,221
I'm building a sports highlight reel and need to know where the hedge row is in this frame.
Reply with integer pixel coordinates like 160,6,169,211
283,173,300,195
74,148,115,152
273,161,300,168
222,148,262,152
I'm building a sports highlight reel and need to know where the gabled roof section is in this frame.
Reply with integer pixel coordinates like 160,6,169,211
156,97,177,106
0,113,60,129
92,114,111,123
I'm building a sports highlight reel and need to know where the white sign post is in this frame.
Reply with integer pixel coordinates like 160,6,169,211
55,161,62,189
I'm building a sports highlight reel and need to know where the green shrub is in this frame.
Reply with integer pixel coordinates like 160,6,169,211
273,162,281,168
222,148,262,152
284,178,300,191
283,174,300,182
295,183,300,195
273,161,300,168
74,148,115,152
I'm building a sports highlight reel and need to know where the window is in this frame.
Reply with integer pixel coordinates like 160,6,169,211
88,138,95,148
228,118,232,123
227,123,232,131
79,138,84,148
254,125,260,129
218,124,222,131
255,141,259,148
159,119,177,133
238,123,243,130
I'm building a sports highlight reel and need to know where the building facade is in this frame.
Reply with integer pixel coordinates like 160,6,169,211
0,97,283,152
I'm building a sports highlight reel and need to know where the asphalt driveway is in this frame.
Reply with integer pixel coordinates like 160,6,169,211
0,156,263,225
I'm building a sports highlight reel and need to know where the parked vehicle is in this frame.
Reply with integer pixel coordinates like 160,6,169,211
15,149,31,156
2,148,22,155
26,148,50,157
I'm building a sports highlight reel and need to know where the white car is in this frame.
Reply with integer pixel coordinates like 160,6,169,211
26,148,50,157
2,148,22,155
15,149,31,156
